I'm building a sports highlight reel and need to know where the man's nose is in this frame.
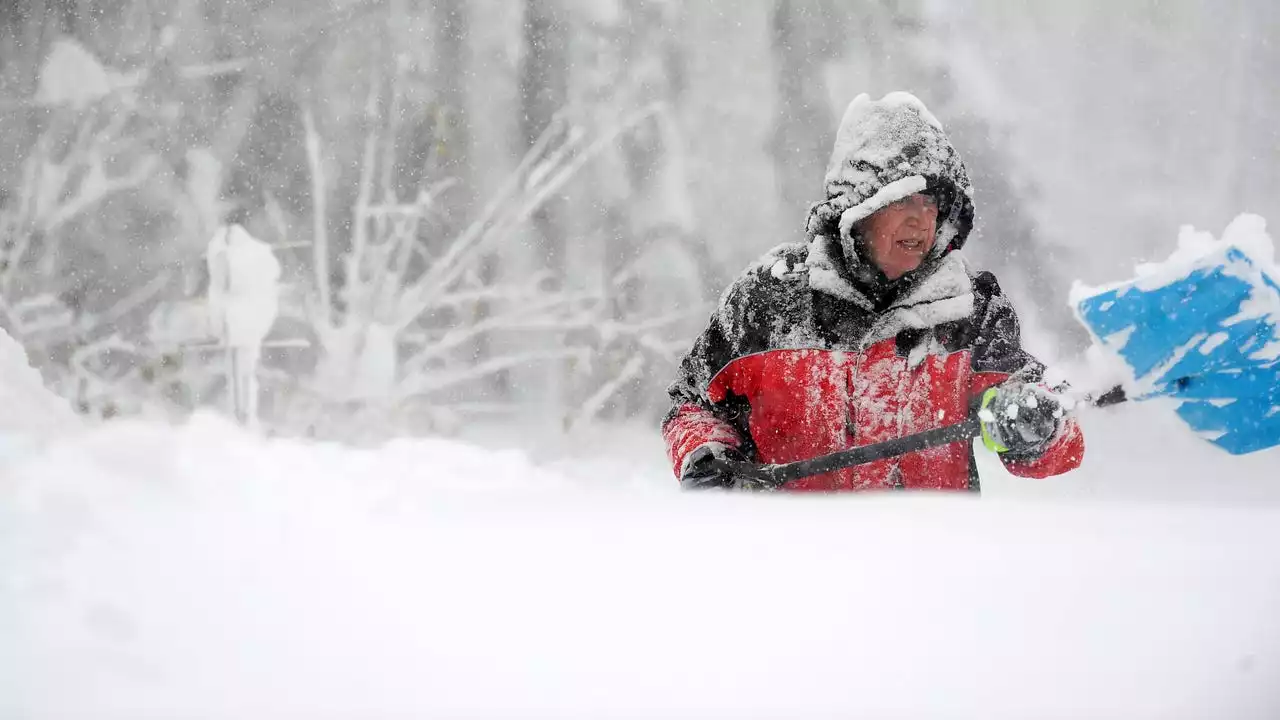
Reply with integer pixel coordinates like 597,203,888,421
901,197,933,221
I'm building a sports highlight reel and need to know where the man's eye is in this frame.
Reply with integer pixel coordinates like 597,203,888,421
890,195,936,209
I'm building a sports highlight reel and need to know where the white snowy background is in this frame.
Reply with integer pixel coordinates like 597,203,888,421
3,2,1280,718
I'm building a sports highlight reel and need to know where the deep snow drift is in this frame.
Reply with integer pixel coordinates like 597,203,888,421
3,411,1280,719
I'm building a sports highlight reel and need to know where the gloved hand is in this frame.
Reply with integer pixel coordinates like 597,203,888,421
978,383,1067,458
680,442,748,490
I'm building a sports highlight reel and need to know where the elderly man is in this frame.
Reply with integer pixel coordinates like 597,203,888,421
664,92,1084,492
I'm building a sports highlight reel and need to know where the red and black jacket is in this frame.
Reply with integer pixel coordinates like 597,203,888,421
662,240,1084,492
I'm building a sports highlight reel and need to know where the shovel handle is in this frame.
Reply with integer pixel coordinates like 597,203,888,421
709,381,1140,489
713,414,985,489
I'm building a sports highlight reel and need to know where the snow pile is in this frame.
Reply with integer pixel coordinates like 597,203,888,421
1071,213,1278,312
1140,214,1276,281
0,326,79,451
3,418,1280,719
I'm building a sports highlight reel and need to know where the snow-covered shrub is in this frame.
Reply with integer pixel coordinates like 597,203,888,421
2,33,704,439
279,104,695,439
0,38,244,425
0,60,163,418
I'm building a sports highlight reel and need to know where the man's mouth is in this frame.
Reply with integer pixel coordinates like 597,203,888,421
895,237,927,252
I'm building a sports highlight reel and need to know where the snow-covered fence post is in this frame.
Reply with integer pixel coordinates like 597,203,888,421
207,225,281,428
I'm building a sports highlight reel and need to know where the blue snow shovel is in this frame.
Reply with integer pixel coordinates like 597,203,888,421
1074,244,1280,456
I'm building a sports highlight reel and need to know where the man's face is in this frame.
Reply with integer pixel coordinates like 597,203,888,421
857,193,939,280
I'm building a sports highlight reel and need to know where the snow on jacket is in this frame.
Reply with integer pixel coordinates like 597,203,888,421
663,92,1084,491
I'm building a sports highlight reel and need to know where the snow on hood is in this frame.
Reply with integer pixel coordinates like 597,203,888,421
805,91,976,263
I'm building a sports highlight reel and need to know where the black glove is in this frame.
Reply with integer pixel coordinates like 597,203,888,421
680,443,747,490
979,384,1066,458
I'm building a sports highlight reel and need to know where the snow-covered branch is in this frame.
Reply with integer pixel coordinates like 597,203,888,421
302,109,332,326
398,347,591,397
282,97,682,433
39,153,158,237
567,354,647,429
397,104,664,319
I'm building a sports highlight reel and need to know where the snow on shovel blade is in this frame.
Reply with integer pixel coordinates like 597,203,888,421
1072,216,1280,455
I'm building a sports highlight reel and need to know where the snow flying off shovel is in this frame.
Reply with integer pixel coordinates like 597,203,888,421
715,216,1280,487
1072,215,1280,456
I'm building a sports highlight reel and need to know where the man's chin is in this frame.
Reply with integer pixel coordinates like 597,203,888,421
884,257,926,279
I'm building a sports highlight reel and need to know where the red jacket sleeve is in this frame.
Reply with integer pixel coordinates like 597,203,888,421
662,404,744,478
662,278,759,479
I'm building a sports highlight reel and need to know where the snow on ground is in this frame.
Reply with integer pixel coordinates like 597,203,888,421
5,232,1280,717
3,406,1280,719
0,328,80,448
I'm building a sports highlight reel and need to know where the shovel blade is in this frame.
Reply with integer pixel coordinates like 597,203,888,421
1074,244,1280,455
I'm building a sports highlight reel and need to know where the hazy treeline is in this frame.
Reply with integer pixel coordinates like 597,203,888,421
0,0,1275,437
